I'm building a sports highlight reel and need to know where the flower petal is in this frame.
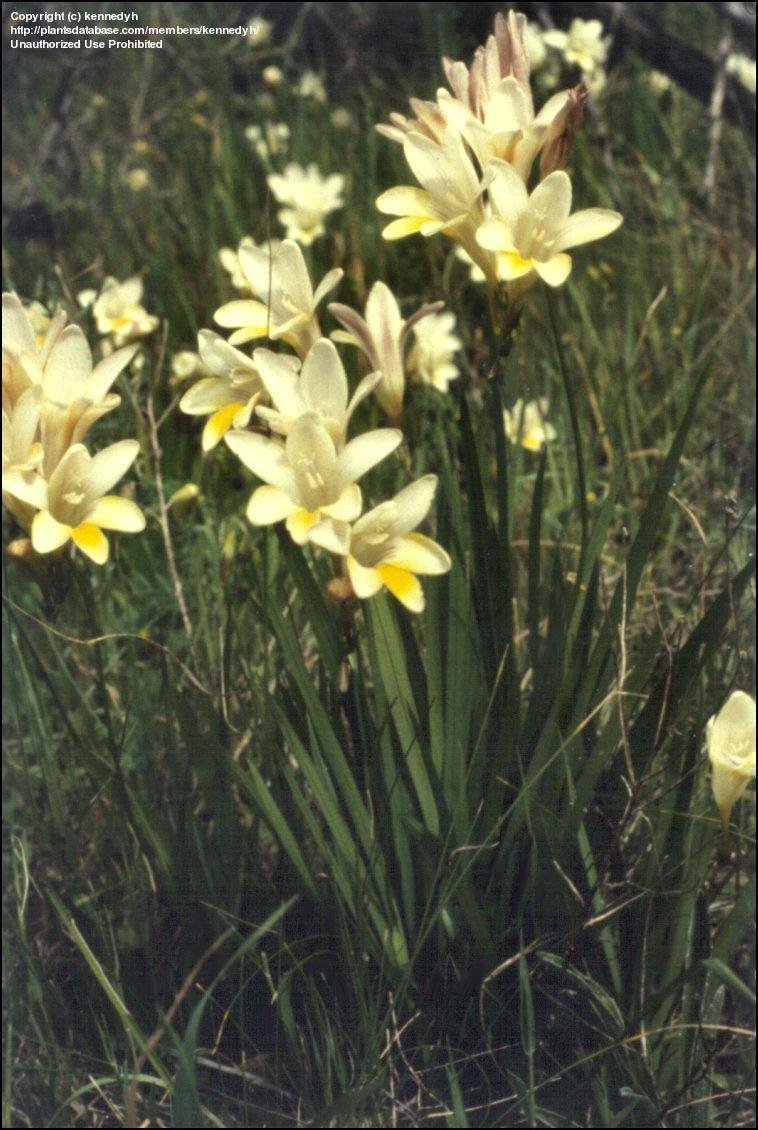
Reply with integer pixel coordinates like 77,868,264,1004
225,430,295,495
312,267,345,308
285,508,321,545
476,218,516,253
309,517,351,555
533,253,572,286
347,555,384,599
488,160,530,220
300,339,347,418
377,563,425,612
214,299,270,331
252,348,303,415
387,474,438,537
31,510,71,554
385,532,451,574
88,439,140,497
72,522,109,564
337,428,402,486
553,208,623,252
247,485,298,524
88,496,145,532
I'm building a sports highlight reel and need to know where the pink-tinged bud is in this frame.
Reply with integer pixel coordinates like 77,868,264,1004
540,84,588,177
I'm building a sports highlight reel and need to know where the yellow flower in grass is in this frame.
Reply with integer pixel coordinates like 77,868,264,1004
267,163,344,245
543,19,611,76
225,414,401,546
78,276,158,346
3,291,67,405
2,387,45,528
503,398,557,452
253,338,381,445
707,691,756,829
329,282,443,421
179,331,264,451
214,239,342,359
476,163,622,289
407,311,462,394
376,129,494,285
310,475,451,613
30,440,145,564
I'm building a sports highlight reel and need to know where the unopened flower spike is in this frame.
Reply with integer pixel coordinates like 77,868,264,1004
329,281,443,422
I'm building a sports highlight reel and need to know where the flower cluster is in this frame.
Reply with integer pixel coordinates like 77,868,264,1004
2,293,145,564
78,276,158,350
266,163,345,245
180,241,453,611
543,18,611,97
376,11,622,298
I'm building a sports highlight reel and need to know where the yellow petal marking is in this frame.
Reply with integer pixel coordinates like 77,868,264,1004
202,402,245,451
377,563,424,613
286,508,321,545
72,522,109,565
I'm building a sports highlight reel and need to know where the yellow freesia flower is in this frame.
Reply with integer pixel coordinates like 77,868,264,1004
310,475,451,613
225,414,401,546
253,338,381,446
476,163,622,289
179,330,265,451
503,398,557,452
267,163,344,246
707,691,756,829
214,239,342,359
78,276,158,346
30,440,145,565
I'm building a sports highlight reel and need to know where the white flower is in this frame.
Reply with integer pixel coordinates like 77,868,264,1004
331,107,353,130
225,414,401,546
214,238,342,358
407,312,462,394
179,331,265,451
170,350,211,386
77,276,158,346
726,53,756,95
296,71,327,103
376,129,494,284
310,475,451,613
262,65,284,87
30,440,145,564
648,70,672,95
329,282,443,421
3,291,67,406
124,168,150,192
543,18,611,75
525,21,548,70
476,163,622,289
248,15,273,44
267,163,344,245
503,398,557,452
2,387,46,527
253,338,381,446
707,691,756,828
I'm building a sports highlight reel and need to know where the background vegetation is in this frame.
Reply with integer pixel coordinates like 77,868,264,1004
3,2,755,1125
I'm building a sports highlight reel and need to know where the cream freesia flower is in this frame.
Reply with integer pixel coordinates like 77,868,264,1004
329,282,443,421
179,330,265,451
726,53,757,95
407,312,462,394
707,691,756,829
30,440,145,564
376,129,494,283
219,246,253,292
295,71,327,103
253,338,381,446
267,163,344,245
214,238,342,358
3,291,67,406
476,163,622,289
77,276,158,346
225,414,402,546
310,475,451,613
503,398,557,452
3,294,136,473
543,18,611,76
525,21,548,70
2,387,46,528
